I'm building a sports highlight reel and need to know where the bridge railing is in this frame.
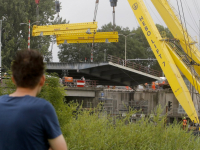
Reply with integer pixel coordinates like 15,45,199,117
63,79,98,88
107,54,161,77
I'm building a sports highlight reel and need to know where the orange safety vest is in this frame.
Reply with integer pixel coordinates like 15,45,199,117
183,119,187,125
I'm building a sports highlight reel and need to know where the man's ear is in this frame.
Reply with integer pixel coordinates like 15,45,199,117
11,76,16,85
39,75,45,87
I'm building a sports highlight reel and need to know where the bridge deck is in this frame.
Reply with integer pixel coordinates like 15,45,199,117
46,61,160,86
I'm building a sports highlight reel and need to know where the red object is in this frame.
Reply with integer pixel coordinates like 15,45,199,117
64,77,73,83
35,0,40,4
77,80,85,87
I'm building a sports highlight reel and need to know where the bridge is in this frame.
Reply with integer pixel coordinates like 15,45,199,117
46,55,161,86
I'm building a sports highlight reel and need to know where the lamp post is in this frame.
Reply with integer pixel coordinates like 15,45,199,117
104,49,107,61
119,33,135,61
20,20,40,50
0,20,2,81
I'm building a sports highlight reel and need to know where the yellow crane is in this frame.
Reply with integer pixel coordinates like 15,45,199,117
127,0,199,123
56,32,119,45
151,0,200,77
32,22,98,36
32,21,119,44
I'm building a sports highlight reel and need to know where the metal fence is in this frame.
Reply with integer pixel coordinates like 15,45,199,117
107,54,161,77
63,79,97,87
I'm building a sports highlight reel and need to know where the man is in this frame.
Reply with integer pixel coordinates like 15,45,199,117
183,117,187,130
0,50,67,150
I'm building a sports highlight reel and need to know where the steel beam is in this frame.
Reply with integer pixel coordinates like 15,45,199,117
32,22,97,36
56,32,119,40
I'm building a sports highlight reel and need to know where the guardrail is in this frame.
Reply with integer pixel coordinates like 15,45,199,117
63,79,97,88
107,54,161,77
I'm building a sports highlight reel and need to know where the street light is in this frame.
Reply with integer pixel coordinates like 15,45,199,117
20,20,40,50
119,33,135,61
104,49,107,61
0,20,2,81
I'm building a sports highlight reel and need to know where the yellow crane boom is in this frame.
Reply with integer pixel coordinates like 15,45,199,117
32,22,97,36
127,0,199,123
151,0,200,77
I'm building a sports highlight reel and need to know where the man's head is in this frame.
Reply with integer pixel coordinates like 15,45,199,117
11,49,45,89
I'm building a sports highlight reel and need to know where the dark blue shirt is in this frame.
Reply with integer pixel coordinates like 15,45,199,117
0,95,62,150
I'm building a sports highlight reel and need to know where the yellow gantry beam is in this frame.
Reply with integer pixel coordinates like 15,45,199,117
127,0,199,123
57,39,118,45
151,0,200,77
32,22,97,36
56,32,118,40
56,32,119,45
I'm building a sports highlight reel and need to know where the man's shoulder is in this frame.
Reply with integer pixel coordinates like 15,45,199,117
25,96,53,108
0,95,52,109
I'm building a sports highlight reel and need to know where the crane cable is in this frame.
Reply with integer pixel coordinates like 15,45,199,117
192,0,200,19
183,0,199,33
183,0,200,50
91,0,99,62
177,0,200,101
35,0,40,25
93,0,99,22
112,6,116,31
54,0,61,23
158,0,200,49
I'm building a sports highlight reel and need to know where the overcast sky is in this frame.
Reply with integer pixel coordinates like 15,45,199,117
52,0,200,62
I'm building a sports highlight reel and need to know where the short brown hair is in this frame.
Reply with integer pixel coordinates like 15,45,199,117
11,49,45,89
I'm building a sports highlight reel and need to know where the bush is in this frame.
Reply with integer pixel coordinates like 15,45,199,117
65,106,200,150
37,73,72,139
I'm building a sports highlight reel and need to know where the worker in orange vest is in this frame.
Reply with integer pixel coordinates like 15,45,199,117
183,117,187,130
152,82,156,90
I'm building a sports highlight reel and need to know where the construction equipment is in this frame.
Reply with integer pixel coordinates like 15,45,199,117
56,32,119,45
127,0,200,125
32,22,98,36
32,22,119,44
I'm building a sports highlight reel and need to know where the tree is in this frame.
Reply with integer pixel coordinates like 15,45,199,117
0,0,66,69
58,43,91,63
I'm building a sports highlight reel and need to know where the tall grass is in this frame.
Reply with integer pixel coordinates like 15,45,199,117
65,105,200,150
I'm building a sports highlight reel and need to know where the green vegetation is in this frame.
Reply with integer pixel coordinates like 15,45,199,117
0,0,66,69
1,75,200,150
65,106,200,150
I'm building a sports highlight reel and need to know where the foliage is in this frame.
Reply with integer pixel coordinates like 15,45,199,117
65,105,200,150
0,0,66,69
37,73,70,137
58,43,91,63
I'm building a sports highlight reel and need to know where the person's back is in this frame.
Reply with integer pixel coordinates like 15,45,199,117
0,50,67,150
0,95,59,149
